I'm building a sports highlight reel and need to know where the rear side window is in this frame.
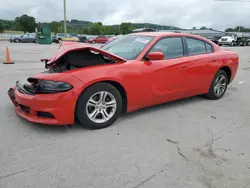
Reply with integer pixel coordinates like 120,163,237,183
205,43,212,52
186,38,207,55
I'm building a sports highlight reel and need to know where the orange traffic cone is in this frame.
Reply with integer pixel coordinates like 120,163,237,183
3,47,15,64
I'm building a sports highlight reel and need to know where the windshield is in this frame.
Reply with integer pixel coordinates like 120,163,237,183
101,35,155,60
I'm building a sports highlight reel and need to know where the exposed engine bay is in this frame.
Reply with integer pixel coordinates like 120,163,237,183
44,49,116,73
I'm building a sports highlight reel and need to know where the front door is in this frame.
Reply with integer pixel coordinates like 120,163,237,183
143,37,191,103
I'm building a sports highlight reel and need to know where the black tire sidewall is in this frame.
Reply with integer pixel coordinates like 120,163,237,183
207,70,228,100
76,83,122,129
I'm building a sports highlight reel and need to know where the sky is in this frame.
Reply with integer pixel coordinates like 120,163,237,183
0,0,250,30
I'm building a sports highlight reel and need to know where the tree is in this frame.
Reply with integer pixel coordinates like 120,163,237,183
15,14,36,33
57,25,63,33
120,22,133,34
0,23,4,33
225,28,234,32
50,21,61,33
103,26,113,35
235,26,247,32
200,26,208,30
111,25,121,35
225,26,250,32
88,23,103,35
97,22,102,26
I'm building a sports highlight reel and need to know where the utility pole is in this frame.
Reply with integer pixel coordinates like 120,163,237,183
63,0,67,35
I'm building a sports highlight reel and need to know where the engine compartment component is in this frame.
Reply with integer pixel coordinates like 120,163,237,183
44,49,115,73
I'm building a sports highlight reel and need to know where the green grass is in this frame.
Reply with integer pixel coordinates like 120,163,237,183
4,30,24,34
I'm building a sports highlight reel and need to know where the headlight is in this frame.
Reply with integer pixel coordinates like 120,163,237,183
37,80,73,94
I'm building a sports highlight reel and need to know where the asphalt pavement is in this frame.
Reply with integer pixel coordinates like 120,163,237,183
0,41,250,188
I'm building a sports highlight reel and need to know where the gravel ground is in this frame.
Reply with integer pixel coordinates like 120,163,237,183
0,41,250,188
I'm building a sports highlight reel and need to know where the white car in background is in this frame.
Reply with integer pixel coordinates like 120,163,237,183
218,35,236,46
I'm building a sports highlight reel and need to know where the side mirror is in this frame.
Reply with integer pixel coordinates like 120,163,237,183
146,51,164,61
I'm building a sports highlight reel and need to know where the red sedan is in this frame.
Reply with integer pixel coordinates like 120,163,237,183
88,35,109,44
8,32,239,129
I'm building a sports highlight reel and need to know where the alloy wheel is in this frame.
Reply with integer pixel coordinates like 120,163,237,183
213,75,227,96
86,91,117,124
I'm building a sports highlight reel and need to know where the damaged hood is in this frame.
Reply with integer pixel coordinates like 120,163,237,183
47,42,126,65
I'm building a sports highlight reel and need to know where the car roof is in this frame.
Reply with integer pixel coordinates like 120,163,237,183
129,32,206,38
129,32,217,46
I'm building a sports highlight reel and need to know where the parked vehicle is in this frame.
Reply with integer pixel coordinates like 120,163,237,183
88,35,109,43
206,36,221,44
9,34,37,43
52,33,79,43
78,36,88,43
8,32,239,129
218,33,250,46
100,35,123,48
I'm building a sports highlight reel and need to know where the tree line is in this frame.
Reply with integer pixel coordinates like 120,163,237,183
0,14,179,35
1,14,250,35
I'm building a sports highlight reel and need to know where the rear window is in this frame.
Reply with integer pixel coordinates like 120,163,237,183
186,37,213,55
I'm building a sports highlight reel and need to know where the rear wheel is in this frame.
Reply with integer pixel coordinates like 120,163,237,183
14,39,20,43
205,70,228,100
76,83,122,129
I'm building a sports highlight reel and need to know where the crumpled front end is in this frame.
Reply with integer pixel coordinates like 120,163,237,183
7,74,82,126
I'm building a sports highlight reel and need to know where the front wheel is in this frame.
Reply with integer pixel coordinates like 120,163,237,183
76,83,122,129
205,70,228,100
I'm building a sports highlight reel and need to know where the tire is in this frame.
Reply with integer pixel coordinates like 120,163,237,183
231,41,235,46
76,83,123,129
92,40,96,44
33,39,37,43
205,70,228,100
14,39,20,43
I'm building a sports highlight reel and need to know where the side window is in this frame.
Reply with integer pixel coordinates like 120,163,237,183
149,37,184,59
205,43,212,53
186,38,207,55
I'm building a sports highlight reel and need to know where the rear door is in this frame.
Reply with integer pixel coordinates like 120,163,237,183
182,37,217,94
28,34,35,42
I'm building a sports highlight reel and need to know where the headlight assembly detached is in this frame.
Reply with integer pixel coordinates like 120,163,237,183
37,80,73,94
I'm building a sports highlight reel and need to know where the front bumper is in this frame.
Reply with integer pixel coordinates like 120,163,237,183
8,87,77,125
